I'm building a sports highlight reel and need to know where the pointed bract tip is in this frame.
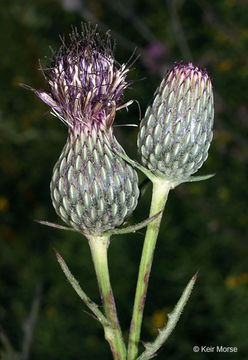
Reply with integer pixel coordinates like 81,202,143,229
19,83,32,90
54,248,61,260
171,61,209,79
193,271,199,281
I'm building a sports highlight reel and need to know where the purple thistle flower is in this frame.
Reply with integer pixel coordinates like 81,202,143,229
23,25,139,235
24,25,130,131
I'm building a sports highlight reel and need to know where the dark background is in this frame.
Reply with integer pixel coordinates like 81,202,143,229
1,0,248,359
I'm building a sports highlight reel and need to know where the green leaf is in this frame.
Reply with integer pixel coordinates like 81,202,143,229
113,149,157,182
34,220,77,232
105,212,162,236
137,273,198,360
172,173,216,188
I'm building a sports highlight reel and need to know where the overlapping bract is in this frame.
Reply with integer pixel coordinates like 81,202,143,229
137,63,214,181
51,126,139,235
29,25,139,235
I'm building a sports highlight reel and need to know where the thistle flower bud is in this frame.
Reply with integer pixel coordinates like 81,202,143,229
50,126,139,235
26,25,139,235
137,63,214,181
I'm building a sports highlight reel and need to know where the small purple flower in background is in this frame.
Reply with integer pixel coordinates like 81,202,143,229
142,42,170,74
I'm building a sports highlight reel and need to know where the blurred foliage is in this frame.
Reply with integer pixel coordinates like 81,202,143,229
1,0,248,359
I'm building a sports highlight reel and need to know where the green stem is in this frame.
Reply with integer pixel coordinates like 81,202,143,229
128,178,172,360
88,234,126,360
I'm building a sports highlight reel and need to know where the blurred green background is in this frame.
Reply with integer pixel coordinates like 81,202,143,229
1,0,248,359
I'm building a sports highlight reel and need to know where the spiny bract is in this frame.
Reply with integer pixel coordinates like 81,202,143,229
51,125,139,235
26,25,139,235
137,63,214,181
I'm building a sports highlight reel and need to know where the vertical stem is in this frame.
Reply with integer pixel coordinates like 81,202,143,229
88,234,126,360
128,178,171,360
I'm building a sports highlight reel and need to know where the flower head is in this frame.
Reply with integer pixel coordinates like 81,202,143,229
137,62,214,181
25,25,130,131
23,25,139,236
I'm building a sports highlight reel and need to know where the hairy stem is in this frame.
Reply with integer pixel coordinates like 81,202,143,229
128,179,171,360
88,235,126,360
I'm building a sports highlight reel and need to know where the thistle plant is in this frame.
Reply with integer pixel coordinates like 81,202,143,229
128,63,214,360
24,24,214,360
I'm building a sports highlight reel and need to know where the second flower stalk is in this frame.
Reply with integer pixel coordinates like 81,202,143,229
26,25,214,360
